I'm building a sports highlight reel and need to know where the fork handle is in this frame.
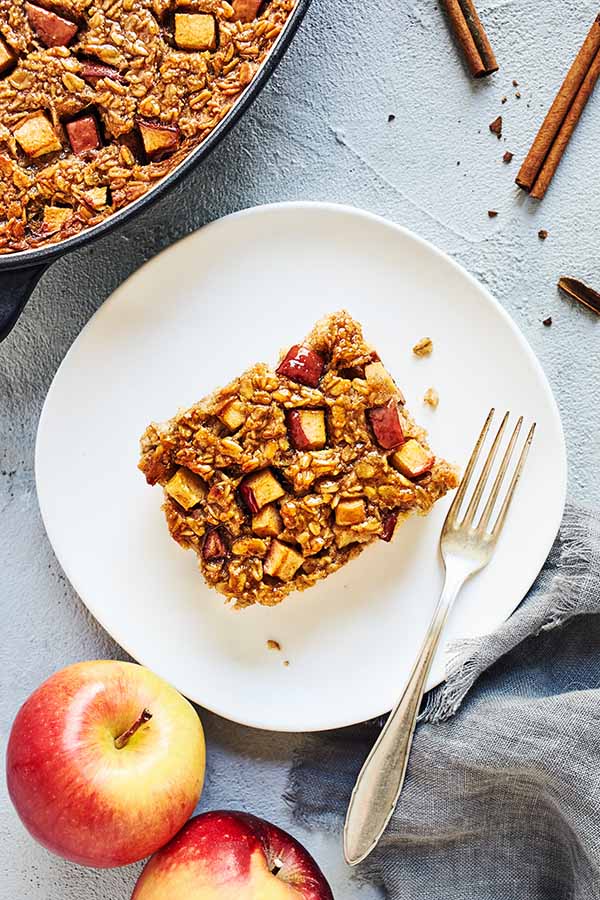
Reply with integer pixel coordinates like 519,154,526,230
343,565,467,866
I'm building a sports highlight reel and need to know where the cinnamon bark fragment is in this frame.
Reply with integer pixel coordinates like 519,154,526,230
558,277,600,316
517,15,600,199
443,0,498,79
489,115,503,138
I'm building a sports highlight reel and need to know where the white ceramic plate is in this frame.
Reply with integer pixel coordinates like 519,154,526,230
36,202,566,732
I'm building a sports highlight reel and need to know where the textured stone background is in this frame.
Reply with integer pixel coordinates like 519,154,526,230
2,0,599,897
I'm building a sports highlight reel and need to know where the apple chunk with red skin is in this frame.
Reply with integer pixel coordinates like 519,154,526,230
25,3,78,47
240,468,285,514
132,810,334,900
6,660,205,868
367,401,405,450
138,119,180,161
202,528,228,561
287,409,326,451
391,439,434,478
66,115,102,155
81,61,123,86
232,0,263,21
276,345,324,388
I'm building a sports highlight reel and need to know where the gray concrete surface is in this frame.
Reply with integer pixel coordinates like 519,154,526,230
2,0,600,896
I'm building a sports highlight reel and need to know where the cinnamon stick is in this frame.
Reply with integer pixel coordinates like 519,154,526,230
443,0,498,79
517,15,600,198
558,277,600,316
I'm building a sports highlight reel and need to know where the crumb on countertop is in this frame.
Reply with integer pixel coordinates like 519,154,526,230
489,116,503,138
543,316,553,327
488,210,498,218
267,639,282,651
423,387,439,408
503,151,514,163
283,660,290,667
538,229,549,240
412,337,433,357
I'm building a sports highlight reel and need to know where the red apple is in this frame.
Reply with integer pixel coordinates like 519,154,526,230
6,660,205,868
276,346,325,388
366,401,405,450
131,810,334,899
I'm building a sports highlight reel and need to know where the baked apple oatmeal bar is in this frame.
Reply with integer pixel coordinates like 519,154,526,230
139,312,459,608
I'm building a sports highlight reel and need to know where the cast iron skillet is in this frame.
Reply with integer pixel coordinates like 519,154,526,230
0,0,311,343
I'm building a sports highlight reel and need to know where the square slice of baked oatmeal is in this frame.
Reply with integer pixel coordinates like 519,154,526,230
139,311,458,608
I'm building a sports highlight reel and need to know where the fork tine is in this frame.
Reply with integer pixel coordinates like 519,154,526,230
492,422,536,538
461,411,509,528
445,409,495,526
477,416,523,533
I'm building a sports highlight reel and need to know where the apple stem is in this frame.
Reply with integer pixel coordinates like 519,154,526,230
114,709,152,749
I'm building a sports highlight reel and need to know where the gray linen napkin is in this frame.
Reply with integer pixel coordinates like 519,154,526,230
286,504,600,899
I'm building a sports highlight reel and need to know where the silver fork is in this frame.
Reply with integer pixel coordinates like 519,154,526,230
343,409,536,866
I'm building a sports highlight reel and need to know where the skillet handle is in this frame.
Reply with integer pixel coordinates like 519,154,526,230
0,263,50,343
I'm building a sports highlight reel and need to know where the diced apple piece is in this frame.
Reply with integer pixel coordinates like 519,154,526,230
367,401,405,450
218,399,245,432
174,13,217,51
80,62,123,86
252,504,283,538
276,345,325,388
391,439,434,478
365,361,403,401
0,38,15,75
25,3,78,47
165,467,206,509
82,186,108,211
287,409,326,451
335,498,366,526
14,112,61,158
264,539,303,582
138,119,180,161
380,510,398,543
232,0,262,20
66,115,101,155
335,529,359,549
202,528,228,561
240,468,284,514
43,206,71,233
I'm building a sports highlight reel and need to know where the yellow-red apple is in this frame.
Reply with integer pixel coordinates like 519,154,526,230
6,660,205,867
131,811,334,899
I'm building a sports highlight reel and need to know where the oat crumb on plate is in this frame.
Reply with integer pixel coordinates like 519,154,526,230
267,639,282,651
423,387,439,408
412,337,433,357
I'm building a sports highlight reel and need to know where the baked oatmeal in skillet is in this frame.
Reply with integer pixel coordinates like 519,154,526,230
139,311,459,609
0,0,294,253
